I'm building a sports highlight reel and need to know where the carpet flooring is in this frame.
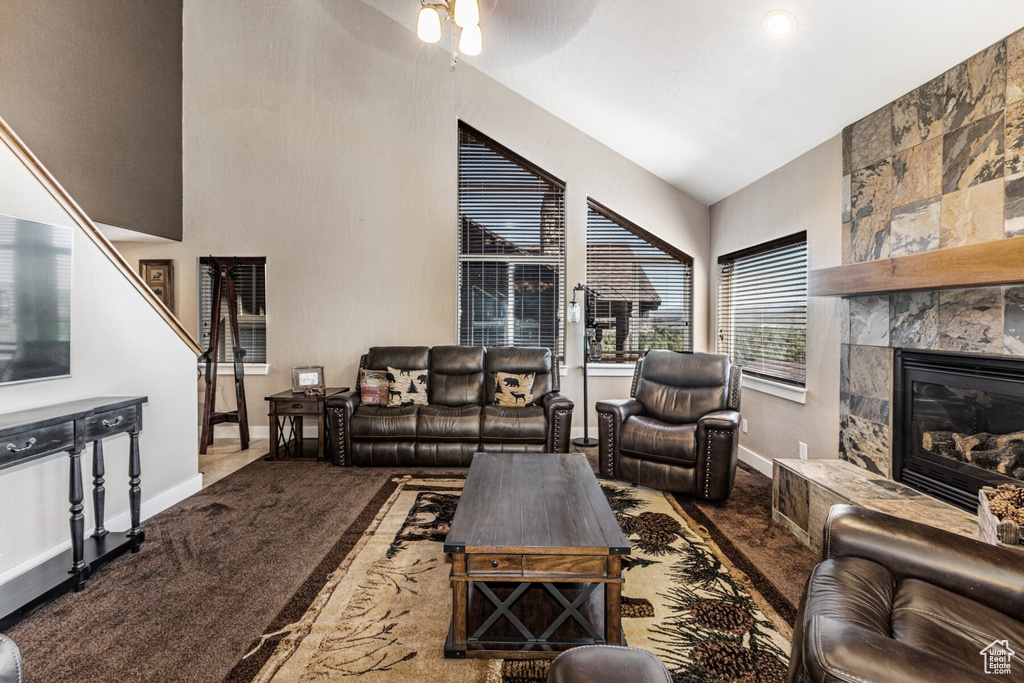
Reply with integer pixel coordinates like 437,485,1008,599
227,474,791,682
4,453,816,683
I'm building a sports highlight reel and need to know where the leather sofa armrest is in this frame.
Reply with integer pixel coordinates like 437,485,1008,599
543,392,574,453
596,398,645,424
695,409,740,501
326,390,361,466
803,616,980,683
824,504,1024,621
0,634,22,683
697,409,740,430
595,399,645,479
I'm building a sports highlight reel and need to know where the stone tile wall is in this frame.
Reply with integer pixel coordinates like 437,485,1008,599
839,28,1024,477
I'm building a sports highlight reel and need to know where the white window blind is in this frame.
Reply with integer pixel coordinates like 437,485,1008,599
717,233,807,386
198,257,267,364
585,199,693,362
457,122,566,356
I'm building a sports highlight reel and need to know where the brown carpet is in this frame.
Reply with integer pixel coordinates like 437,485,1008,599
5,452,815,683
6,460,415,683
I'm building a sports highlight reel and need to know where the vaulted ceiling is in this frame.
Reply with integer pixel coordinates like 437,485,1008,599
360,0,1024,204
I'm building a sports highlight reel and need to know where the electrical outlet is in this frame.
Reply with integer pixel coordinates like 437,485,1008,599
741,419,748,433
799,442,808,459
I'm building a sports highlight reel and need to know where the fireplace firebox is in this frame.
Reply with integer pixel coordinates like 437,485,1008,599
894,349,1024,512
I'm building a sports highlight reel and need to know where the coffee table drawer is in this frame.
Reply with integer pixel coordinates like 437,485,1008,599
468,554,522,574
523,555,607,576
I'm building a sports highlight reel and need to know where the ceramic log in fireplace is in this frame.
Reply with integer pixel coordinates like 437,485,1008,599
894,349,1024,512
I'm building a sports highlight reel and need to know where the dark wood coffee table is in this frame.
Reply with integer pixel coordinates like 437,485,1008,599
443,452,630,659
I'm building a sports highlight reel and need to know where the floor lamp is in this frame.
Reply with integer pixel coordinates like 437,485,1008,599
568,284,599,448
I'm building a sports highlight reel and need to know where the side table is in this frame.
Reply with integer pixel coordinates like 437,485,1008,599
265,387,349,461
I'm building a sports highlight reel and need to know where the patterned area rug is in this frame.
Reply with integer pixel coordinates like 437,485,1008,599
226,476,790,682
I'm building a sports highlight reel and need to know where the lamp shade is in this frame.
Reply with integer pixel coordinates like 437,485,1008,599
460,23,483,56
453,0,479,28
567,300,581,324
459,23,482,55
417,6,442,43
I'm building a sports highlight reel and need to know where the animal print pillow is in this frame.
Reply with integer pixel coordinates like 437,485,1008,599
493,372,535,408
359,369,390,406
387,366,429,407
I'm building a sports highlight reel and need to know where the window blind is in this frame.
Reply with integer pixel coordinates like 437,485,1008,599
458,122,566,356
585,199,693,362
717,233,807,386
198,257,267,364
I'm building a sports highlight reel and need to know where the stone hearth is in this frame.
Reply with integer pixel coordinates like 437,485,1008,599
772,458,976,555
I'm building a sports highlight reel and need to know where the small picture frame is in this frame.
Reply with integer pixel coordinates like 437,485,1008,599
139,259,175,314
292,366,325,395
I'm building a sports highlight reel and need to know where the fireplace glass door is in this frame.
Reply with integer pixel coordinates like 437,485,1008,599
895,350,1024,511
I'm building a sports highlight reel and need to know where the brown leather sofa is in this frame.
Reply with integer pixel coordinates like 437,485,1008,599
327,346,573,466
789,504,1024,683
595,350,741,500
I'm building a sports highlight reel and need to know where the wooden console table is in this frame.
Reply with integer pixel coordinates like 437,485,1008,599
0,396,147,629
265,387,349,461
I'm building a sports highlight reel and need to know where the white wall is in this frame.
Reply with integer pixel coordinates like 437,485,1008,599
0,130,200,580
117,0,709,435
709,136,842,467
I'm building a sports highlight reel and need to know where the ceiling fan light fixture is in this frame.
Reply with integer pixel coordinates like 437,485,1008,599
417,5,442,43
762,9,797,37
459,23,482,56
453,0,480,29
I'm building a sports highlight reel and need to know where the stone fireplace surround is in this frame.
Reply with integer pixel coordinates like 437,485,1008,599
773,28,1024,549
837,26,1024,487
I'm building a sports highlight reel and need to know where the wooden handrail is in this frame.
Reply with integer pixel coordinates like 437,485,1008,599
0,114,202,355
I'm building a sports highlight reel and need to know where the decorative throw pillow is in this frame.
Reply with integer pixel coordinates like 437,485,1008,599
360,369,390,406
494,372,535,407
387,366,429,407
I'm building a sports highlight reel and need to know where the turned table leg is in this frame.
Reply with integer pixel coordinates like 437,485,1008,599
128,429,142,546
68,447,86,583
91,440,108,538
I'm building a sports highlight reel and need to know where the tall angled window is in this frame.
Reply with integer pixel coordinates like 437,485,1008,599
717,233,807,386
585,199,693,362
458,122,566,356
198,256,267,364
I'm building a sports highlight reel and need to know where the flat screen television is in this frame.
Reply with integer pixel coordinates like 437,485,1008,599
0,214,72,384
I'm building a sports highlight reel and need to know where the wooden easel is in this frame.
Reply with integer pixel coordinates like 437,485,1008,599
199,257,249,454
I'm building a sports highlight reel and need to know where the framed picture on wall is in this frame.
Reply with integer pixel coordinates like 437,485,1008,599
139,259,175,314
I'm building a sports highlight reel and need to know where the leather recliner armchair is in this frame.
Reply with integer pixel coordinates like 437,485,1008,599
789,504,1024,683
595,350,741,500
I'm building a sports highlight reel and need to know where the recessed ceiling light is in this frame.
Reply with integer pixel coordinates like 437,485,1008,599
762,9,798,37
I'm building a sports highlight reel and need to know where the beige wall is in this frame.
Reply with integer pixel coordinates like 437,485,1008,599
709,137,843,465
0,1,183,240
0,129,200,580
117,0,709,434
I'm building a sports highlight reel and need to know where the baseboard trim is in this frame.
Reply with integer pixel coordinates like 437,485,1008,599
0,473,203,586
738,445,774,479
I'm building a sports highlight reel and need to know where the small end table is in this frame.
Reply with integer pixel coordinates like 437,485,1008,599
265,387,349,461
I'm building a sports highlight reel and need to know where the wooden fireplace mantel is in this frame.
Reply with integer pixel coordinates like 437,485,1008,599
809,235,1024,297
